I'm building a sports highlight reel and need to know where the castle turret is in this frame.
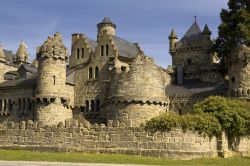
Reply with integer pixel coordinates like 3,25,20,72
228,45,250,99
0,44,6,62
97,17,116,40
168,29,178,55
35,32,72,125
13,41,29,66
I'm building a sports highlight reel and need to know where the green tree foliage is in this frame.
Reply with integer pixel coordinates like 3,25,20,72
215,0,250,63
145,96,250,138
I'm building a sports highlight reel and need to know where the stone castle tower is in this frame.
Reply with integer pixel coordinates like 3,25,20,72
13,41,29,66
228,45,250,99
97,16,116,40
35,32,72,125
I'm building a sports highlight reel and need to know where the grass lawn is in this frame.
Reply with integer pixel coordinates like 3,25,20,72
0,149,249,165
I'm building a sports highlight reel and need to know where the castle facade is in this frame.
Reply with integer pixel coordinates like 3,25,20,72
0,17,248,126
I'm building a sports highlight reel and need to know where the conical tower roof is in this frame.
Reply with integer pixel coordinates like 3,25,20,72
14,40,29,64
180,20,202,42
97,16,116,28
202,24,211,35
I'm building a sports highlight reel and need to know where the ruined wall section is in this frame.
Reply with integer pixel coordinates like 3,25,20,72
107,55,170,126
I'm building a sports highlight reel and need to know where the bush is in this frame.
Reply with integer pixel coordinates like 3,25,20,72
145,96,250,138
194,96,250,138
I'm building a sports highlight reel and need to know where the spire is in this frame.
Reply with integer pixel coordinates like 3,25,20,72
202,24,212,35
0,44,6,62
14,40,29,65
169,29,178,39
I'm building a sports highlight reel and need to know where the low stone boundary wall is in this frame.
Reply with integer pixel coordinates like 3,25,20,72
0,120,249,159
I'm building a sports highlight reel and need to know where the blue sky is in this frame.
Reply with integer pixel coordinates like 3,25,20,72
0,0,228,67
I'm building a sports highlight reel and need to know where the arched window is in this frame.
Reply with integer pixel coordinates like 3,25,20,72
81,48,84,58
101,45,104,56
106,45,109,55
77,48,80,59
89,67,93,79
96,100,100,112
85,100,89,112
95,66,99,79
91,100,94,111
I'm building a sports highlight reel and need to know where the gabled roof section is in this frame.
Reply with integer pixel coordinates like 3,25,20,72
112,36,139,58
17,64,38,73
180,21,202,42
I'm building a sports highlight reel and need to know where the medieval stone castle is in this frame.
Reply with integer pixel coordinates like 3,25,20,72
0,17,249,126
0,17,250,159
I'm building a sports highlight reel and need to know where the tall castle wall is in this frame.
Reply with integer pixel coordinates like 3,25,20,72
107,55,170,126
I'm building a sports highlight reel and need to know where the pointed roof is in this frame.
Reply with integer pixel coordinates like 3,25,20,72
15,40,29,59
101,16,113,24
97,16,116,28
202,24,211,35
180,21,202,42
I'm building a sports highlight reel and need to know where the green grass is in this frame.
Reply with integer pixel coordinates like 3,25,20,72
0,149,249,165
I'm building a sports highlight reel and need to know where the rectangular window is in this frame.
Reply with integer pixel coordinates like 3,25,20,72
101,45,104,56
81,48,84,58
187,58,192,65
53,76,56,85
106,45,108,55
77,48,80,59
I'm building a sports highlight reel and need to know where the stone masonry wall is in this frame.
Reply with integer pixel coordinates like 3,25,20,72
0,120,249,159
0,120,220,159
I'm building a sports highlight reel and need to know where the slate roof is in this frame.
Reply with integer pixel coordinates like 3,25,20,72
165,80,227,97
101,17,114,24
66,69,75,85
0,74,36,88
3,49,16,66
112,36,139,58
180,21,202,42
18,64,38,73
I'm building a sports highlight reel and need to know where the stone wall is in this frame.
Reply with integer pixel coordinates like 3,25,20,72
0,120,249,159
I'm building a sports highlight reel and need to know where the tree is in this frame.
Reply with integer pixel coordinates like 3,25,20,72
215,0,250,61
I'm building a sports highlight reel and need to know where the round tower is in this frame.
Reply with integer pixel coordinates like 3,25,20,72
13,41,29,66
168,29,178,55
106,54,170,127
228,45,250,99
97,17,116,39
35,32,72,125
